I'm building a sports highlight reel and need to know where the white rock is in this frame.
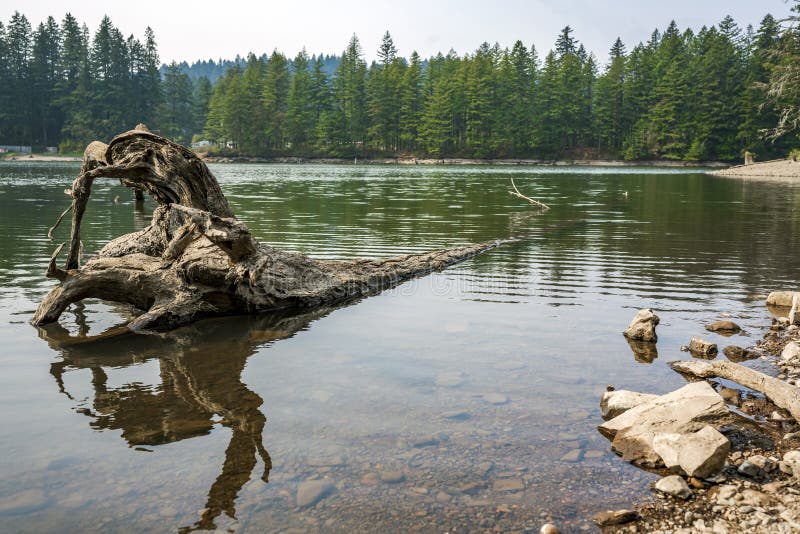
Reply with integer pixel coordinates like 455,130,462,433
689,337,718,357
791,294,800,325
623,309,659,342
600,390,659,420
652,426,730,478
782,342,800,362
599,382,731,468
767,291,799,307
654,475,693,499
781,450,800,476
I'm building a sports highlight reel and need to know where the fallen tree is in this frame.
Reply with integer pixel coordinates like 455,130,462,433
669,359,800,422
32,125,505,332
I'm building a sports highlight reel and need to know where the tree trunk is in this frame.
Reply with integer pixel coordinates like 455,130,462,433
33,125,504,332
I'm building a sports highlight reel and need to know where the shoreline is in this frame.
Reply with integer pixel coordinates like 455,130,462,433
597,302,800,534
0,154,81,162
708,159,800,180
199,155,730,167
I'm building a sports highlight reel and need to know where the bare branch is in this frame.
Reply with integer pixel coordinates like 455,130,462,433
509,178,550,210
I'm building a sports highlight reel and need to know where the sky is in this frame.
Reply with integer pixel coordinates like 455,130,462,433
2,0,793,65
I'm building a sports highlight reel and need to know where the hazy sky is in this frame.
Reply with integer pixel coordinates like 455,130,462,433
3,1,792,64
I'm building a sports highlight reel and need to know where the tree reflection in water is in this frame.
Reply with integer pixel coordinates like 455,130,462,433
37,306,335,532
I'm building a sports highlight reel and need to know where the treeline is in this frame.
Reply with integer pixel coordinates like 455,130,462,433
203,16,797,161
0,13,163,151
1,9,798,160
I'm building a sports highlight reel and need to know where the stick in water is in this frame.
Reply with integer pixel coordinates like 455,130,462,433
509,178,550,210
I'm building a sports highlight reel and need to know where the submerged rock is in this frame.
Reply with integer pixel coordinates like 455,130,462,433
623,309,659,342
654,475,693,499
689,337,718,358
296,479,335,508
592,509,639,527
598,381,732,468
652,425,730,478
706,320,741,334
600,389,659,420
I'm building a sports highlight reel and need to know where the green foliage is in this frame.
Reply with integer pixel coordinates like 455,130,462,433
2,8,800,160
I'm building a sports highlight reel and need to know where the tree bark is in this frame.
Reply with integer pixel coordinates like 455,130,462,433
33,125,504,332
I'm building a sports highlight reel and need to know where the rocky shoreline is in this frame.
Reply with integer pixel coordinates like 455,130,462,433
708,159,800,179
586,294,800,534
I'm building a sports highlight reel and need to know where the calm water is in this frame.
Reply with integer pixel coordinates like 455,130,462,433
1,162,799,533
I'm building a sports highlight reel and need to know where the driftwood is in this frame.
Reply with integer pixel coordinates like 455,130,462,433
669,360,800,422
509,177,550,210
32,125,504,332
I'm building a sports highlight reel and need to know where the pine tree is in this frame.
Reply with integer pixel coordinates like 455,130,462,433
158,61,195,144
286,49,315,150
262,51,288,151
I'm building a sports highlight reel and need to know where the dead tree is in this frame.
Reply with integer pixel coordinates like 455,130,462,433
33,126,504,332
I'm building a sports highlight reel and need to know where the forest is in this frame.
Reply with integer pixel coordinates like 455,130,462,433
0,8,798,161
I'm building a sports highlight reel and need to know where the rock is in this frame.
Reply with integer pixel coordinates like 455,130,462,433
706,320,742,334
435,491,451,504
493,478,524,492
723,346,760,363
623,309,659,342
766,291,798,307
360,473,380,485
0,489,48,515
540,524,560,534
716,485,738,506
689,337,718,358
654,475,693,499
482,393,509,405
738,460,761,477
791,295,800,325
652,426,730,478
780,450,800,476
442,410,471,421
435,371,465,387
411,435,439,448
600,389,659,420
592,509,639,527
782,341,800,362
598,381,732,468
560,449,582,462
739,489,771,507
296,479,334,507
380,470,406,483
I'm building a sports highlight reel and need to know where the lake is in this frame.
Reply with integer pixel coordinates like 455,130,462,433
1,162,798,533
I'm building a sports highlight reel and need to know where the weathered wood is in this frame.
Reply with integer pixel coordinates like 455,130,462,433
669,360,800,422
33,126,505,332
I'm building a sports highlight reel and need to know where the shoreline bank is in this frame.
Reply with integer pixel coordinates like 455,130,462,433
199,155,730,167
708,159,800,179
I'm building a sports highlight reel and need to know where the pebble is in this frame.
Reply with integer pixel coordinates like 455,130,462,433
540,524,560,534
654,475,693,500
592,509,639,526
493,478,525,492
379,470,405,484
560,449,582,462
483,393,509,405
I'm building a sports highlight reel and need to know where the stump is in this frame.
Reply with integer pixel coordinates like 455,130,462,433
33,126,503,332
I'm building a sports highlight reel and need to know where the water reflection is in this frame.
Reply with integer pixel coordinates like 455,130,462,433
37,306,335,532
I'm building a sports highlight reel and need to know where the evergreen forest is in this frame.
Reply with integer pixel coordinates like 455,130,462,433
0,7,799,161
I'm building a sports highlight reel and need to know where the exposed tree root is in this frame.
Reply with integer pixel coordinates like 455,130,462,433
33,125,506,332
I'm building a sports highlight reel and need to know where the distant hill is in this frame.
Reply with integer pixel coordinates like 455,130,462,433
160,54,341,83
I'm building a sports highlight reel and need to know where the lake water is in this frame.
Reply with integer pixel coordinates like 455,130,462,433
1,162,799,533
